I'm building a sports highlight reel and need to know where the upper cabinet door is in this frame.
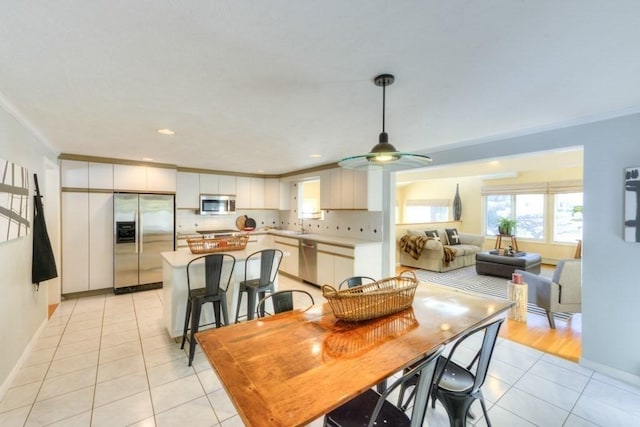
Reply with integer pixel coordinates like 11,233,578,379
236,177,251,208
218,175,236,195
264,178,279,209
114,165,147,191
61,160,89,188
114,164,177,192
250,178,264,209
88,162,113,189
147,167,176,192
199,173,220,194
176,172,200,208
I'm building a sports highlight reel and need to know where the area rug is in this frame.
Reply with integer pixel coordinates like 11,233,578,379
413,266,570,321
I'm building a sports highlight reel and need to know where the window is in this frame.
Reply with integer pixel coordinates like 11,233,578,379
485,194,544,239
483,180,582,243
298,179,323,219
405,199,450,223
553,192,583,242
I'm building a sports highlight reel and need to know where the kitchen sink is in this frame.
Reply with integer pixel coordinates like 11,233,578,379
277,230,305,235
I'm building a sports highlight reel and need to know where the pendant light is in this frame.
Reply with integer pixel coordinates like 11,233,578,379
339,74,432,171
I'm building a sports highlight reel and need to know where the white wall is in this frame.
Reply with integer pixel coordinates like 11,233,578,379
428,113,640,383
0,101,59,395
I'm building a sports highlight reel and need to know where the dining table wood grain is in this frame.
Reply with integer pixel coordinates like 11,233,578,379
195,282,513,427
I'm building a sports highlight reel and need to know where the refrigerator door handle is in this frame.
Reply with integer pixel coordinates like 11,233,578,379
135,209,140,254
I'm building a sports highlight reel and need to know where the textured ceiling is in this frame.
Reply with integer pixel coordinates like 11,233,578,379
1,1,639,175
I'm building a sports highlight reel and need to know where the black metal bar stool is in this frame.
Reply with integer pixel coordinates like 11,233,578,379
234,249,283,323
180,253,235,366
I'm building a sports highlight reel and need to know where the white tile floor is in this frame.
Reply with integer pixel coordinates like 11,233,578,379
2,275,640,426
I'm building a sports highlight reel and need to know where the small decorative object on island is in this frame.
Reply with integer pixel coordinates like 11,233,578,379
452,183,462,221
497,217,517,235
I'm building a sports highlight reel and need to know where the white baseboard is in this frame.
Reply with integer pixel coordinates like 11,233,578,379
580,356,640,387
0,318,48,400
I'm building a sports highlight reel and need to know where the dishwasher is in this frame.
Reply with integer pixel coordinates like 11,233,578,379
299,239,318,285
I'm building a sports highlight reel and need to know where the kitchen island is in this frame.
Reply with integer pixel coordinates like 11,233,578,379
161,245,283,338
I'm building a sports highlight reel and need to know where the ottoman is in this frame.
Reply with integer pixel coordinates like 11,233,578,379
475,251,542,278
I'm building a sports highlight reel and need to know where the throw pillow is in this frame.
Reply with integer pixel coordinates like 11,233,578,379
445,228,461,245
424,230,440,241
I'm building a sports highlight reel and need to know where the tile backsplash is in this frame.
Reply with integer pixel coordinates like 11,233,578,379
177,208,383,241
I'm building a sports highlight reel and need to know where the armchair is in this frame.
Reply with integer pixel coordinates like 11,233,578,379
515,259,582,328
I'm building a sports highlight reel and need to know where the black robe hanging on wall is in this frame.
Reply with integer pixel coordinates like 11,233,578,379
32,174,57,287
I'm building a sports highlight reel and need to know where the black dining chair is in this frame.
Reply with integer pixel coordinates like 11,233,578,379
430,317,505,427
337,275,376,289
256,290,315,318
234,249,283,322
324,345,444,427
180,253,235,366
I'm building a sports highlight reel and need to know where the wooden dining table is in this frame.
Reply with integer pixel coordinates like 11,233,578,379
195,282,513,427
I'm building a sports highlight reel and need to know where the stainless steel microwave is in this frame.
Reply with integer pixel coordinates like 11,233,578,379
200,194,236,215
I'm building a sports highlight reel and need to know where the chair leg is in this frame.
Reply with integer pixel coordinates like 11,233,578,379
478,392,491,427
188,301,201,366
220,298,229,325
546,311,556,329
213,301,222,328
180,298,192,350
247,288,258,320
234,291,244,323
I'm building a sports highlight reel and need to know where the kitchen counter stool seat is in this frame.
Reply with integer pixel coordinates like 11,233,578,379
234,249,283,323
181,253,235,366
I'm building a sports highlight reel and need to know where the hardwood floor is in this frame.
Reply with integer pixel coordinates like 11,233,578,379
500,313,581,362
47,303,58,319
396,266,582,362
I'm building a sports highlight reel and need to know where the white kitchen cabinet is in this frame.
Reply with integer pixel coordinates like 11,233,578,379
61,160,89,188
279,181,291,210
317,251,334,286
114,164,176,192
88,193,113,290
340,169,355,209
320,167,378,211
147,167,176,192
264,178,279,209
274,236,298,276
218,175,236,195
88,162,113,189
329,169,342,209
317,243,355,286
236,177,251,208
176,172,200,208
199,173,219,195
114,164,147,191
236,176,266,209
251,178,264,208
62,191,114,293
61,192,89,294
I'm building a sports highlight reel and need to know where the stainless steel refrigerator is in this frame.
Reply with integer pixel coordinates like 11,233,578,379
114,193,175,293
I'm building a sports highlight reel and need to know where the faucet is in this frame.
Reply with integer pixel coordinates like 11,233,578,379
300,217,305,234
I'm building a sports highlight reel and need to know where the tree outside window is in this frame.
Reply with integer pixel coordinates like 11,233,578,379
553,192,583,242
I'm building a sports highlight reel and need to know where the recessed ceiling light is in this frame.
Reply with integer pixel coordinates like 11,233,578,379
142,157,153,161
257,169,265,173
157,128,175,135
309,154,322,158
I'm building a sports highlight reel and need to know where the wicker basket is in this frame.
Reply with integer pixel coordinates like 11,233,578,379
187,235,249,254
322,270,418,322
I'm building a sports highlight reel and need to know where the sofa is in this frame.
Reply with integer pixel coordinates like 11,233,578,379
398,228,485,273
